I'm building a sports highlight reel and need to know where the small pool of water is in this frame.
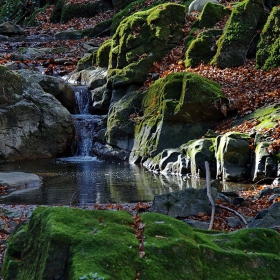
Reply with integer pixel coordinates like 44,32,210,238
0,158,251,207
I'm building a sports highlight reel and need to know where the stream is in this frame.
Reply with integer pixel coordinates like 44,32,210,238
0,72,251,207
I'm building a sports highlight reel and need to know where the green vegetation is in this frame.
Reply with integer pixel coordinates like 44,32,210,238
3,207,280,279
211,0,268,68
256,7,280,70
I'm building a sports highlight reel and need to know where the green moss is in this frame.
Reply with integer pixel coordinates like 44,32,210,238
96,39,112,68
111,0,189,34
108,3,185,87
211,0,268,68
143,72,225,122
193,2,231,29
256,7,280,70
3,207,139,280
77,51,97,71
139,212,280,280
4,209,280,279
185,29,222,67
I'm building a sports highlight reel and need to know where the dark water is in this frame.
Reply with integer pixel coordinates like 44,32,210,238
0,158,253,207
0,158,207,206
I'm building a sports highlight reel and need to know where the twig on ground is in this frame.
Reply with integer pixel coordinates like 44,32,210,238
216,204,248,228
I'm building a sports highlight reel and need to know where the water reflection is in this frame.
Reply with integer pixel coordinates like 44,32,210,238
0,159,251,206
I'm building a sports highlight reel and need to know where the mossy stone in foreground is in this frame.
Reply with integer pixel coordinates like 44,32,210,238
2,207,139,280
3,208,280,280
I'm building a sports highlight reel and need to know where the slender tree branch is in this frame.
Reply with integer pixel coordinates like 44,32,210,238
216,204,248,228
205,161,215,230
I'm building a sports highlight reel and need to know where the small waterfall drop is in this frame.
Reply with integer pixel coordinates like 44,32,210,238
60,86,103,162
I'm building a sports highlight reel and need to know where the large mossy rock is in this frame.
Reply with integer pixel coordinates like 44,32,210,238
0,66,73,161
107,3,185,100
211,0,268,68
185,29,222,67
129,72,227,162
256,6,280,70
111,0,188,34
192,2,231,29
184,2,230,67
3,207,280,280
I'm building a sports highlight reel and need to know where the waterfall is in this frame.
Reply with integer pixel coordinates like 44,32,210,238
60,86,103,162
74,86,91,115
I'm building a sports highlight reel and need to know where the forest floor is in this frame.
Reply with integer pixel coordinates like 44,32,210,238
1,3,280,274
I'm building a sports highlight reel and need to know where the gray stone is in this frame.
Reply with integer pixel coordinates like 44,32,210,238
150,187,217,218
226,216,243,228
248,202,280,229
0,172,41,188
184,219,210,230
188,0,219,15
10,47,68,61
0,66,74,161
17,70,75,113
0,21,24,35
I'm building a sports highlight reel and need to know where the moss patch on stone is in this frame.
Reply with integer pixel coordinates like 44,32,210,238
256,6,280,70
111,0,189,34
96,38,112,68
193,2,231,29
211,0,268,68
108,3,185,89
3,208,280,280
2,207,139,280
185,29,222,67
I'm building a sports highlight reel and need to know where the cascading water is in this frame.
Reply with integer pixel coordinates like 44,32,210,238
61,86,103,162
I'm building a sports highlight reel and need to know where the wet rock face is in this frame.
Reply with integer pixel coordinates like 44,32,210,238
0,65,74,162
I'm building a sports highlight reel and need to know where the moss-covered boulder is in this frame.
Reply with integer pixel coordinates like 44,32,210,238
111,0,188,34
185,29,222,67
256,6,280,70
211,0,268,68
215,132,251,181
192,2,231,29
96,38,112,68
107,3,185,99
184,2,230,64
129,72,227,161
3,207,280,280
